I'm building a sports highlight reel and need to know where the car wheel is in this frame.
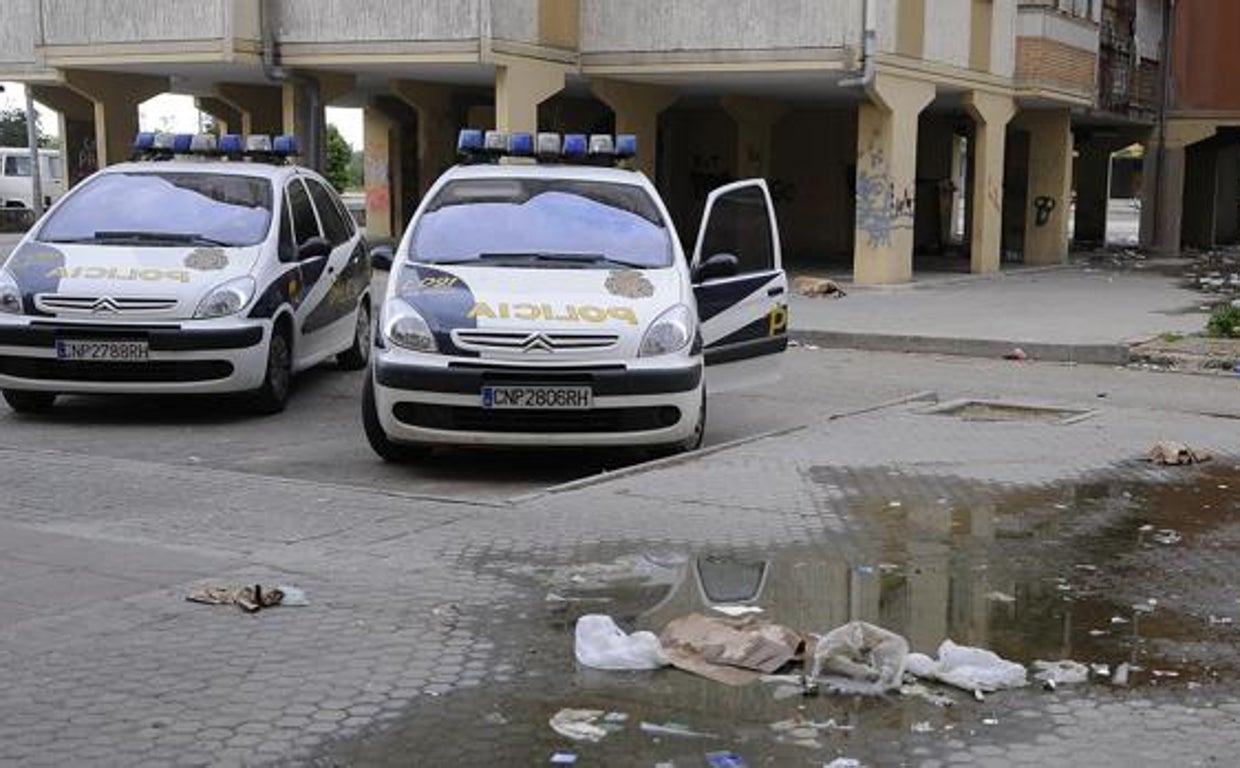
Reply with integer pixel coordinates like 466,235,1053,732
362,373,430,463
2,389,56,414
336,301,371,371
248,329,293,415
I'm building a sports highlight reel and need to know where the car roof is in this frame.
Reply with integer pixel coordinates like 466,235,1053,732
98,161,304,181
439,162,651,187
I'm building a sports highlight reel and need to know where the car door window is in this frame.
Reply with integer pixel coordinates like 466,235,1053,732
698,185,775,275
286,179,321,248
278,201,295,262
304,177,352,246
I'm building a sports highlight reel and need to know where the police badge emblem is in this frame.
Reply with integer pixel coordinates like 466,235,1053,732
604,269,653,299
184,248,229,271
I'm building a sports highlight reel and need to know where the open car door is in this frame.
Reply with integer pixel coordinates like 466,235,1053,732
691,179,788,393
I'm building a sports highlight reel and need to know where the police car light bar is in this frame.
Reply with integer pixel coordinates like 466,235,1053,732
132,132,301,164
457,128,637,167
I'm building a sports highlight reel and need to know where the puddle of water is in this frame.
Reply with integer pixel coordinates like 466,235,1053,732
322,464,1240,765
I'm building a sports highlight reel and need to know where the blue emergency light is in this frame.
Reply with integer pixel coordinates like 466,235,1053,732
456,128,637,167
131,132,301,164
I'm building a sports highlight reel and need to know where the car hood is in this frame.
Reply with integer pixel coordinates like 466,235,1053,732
2,240,262,320
394,263,685,360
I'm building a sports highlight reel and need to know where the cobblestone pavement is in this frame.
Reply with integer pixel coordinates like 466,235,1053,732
1,348,1239,766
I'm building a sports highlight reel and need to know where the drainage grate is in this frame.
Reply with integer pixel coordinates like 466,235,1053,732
922,399,1095,425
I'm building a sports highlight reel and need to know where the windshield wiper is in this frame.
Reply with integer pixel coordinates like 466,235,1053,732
89,231,234,247
435,252,649,268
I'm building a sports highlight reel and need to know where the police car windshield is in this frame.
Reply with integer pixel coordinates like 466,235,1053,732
38,172,273,248
411,179,671,268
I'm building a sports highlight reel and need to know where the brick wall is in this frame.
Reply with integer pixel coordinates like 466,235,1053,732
1015,36,1097,97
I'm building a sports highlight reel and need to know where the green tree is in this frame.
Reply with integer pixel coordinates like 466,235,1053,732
0,108,40,147
325,124,353,193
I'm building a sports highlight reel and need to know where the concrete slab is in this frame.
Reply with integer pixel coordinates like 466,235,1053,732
790,263,1208,364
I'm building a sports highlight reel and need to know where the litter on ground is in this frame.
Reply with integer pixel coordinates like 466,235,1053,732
659,613,805,686
810,621,909,695
549,709,610,743
574,614,667,671
1033,660,1091,686
639,721,718,739
185,584,302,613
904,640,1028,692
1146,440,1212,465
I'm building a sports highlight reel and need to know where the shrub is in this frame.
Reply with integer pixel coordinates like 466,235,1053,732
1205,304,1240,338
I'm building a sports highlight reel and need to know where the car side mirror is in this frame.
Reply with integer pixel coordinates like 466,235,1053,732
298,236,332,261
694,252,740,283
369,244,395,272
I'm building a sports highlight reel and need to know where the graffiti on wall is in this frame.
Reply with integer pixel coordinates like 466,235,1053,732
364,154,390,213
855,131,915,248
1033,196,1057,227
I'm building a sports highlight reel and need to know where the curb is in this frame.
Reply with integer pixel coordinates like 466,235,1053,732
790,329,1131,366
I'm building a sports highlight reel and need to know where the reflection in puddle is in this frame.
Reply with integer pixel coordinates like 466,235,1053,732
325,464,1240,765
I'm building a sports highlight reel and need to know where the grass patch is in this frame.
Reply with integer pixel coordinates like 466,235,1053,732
1159,332,1185,343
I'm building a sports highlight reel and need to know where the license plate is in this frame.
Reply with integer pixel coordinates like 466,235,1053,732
55,339,150,362
481,385,593,410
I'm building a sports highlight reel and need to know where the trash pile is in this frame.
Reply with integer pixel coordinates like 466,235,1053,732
572,613,1059,701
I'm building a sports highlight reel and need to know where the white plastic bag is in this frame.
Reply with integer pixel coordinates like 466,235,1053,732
810,620,909,695
1033,660,1090,685
574,614,668,671
905,640,1027,692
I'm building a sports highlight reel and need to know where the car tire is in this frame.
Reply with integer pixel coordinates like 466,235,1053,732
336,301,371,371
362,373,430,463
248,328,293,415
2,389,56,414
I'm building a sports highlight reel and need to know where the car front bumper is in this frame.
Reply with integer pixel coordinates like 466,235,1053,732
0,317,271,394
372,352,704,448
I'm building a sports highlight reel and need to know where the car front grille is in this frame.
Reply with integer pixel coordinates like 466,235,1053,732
36,294,180,316
451,329,619,354
392,403,682,434
0,356,233,383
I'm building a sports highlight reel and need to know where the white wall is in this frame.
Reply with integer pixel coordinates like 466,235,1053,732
581,0,862,53
41,0,227,44
923,0,972,69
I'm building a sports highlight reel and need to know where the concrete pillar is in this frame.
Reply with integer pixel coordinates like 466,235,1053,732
61,70,167,168
590,79,678,180
1073,140,1118,245
392,80,459,198
29,84,96,186
853,73,935,285
281,72,355,171
963,91,1014,274
721,95,789,179
494,56,566,134
194,96,240,135
213,83,284,135
363,107,395,239
1020,109,1072,266
1139,121,1219,254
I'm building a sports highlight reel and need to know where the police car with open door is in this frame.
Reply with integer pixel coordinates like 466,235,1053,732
363,129,788,460
0,132,372,414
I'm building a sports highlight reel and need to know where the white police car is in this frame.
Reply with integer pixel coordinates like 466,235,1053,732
363,129,788,460
0,133,372,414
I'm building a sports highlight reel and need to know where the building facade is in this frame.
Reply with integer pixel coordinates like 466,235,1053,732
1,0,1226,283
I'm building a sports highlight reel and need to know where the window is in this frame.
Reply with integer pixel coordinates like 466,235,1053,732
38,172,273,247
44,156,62,181
4,156,32,177
286,179,321,247
278,202,295,262
412,179,672,268
304,177,352,246
699,185,774,275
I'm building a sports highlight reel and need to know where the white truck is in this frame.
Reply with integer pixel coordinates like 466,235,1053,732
0,148,64,210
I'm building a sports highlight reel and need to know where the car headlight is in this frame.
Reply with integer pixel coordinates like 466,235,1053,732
194,276,256,319
0,269,22,316
382,300,437,352
639,304,695,357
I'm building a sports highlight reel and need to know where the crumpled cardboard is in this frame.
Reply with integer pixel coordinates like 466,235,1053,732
1146,441,1212,466
659,612,806,686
